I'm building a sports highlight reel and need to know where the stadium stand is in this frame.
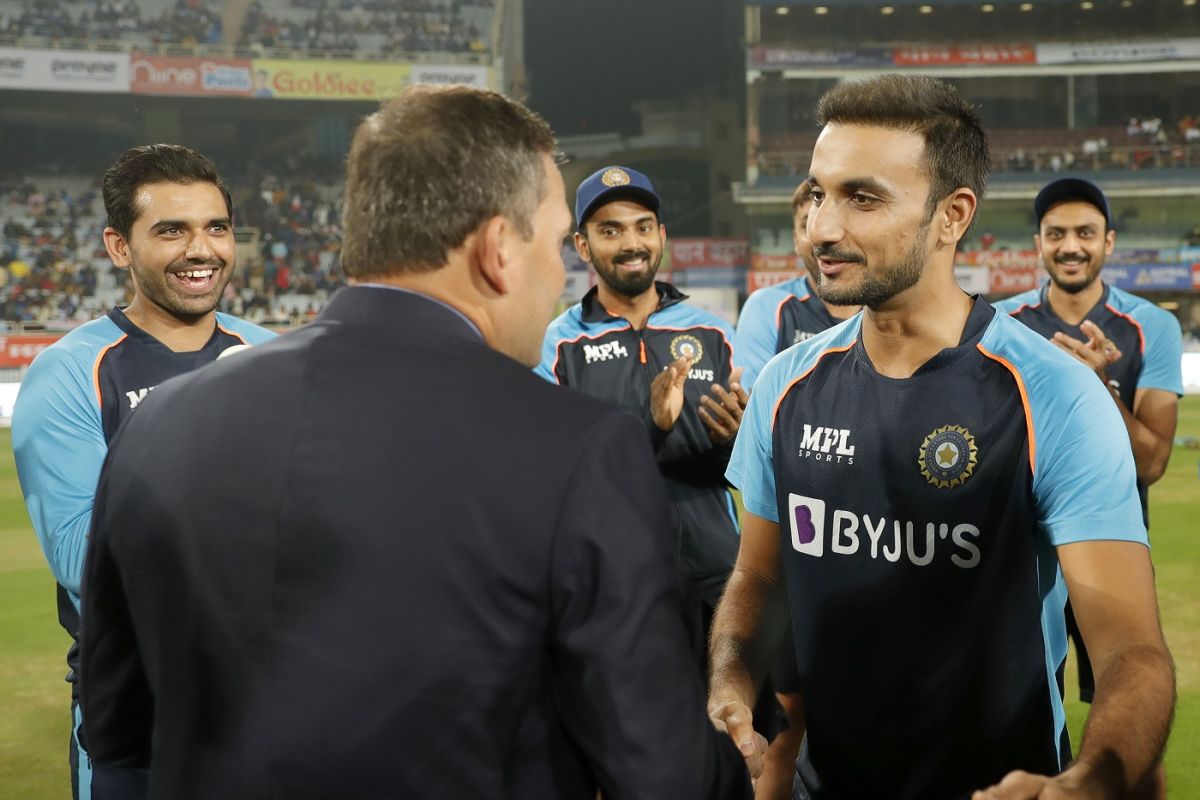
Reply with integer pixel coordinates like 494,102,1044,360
0,169,348,327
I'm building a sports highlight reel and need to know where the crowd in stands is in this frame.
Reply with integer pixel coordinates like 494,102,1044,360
238,0,488,56
0,169,348,328
755,114,1200,180
2,0,490,54
0,0,222,46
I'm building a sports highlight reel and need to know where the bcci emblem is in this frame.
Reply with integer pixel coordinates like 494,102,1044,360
669,334,704,363
918,425,978,489
601,167,631,187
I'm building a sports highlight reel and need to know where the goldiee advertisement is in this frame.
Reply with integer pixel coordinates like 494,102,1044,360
251,59,411,100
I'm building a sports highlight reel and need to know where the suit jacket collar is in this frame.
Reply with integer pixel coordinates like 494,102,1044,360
318,285,485,344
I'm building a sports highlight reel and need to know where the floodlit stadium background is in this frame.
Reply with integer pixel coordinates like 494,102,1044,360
1,0,1199,794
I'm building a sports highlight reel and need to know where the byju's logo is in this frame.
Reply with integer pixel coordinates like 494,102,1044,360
788,494,825,557
785,492,982,569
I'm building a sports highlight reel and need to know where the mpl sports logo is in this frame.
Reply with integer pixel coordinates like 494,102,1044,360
798,423,855,464
788,493,982,569
583,341,628,364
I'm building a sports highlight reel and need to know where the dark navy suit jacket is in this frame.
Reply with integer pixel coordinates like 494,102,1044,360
81,285,751,800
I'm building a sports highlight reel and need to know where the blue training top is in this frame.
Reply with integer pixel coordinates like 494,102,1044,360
728,298,1145,799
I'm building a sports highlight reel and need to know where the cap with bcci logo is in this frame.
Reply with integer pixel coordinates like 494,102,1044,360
574,165,661,228
1034,177,1113,229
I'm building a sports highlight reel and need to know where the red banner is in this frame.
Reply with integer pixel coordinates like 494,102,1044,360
0,334,62,368
750,254,804,271
990,267,1042,295
668,239,749,269
1193,263,1200,289
893,45,1036,66
747,271,805,293
957,249,1043,270
130,53,253,96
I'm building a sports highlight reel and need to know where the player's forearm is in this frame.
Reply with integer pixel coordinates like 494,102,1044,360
1068,641,1175,795
1110,395,1172,484
708,568,786,710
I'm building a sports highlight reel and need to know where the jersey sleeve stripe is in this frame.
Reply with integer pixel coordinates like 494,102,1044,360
1103,304,1146,355
769,342,856,432
91,334,127,409
773,295,792,331
977,343,1036,475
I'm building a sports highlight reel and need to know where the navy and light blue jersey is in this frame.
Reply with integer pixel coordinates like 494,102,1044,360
734,275,840,389
994,282,1183,521
727,299,1145,799
537,282,740,603
12,308,274,690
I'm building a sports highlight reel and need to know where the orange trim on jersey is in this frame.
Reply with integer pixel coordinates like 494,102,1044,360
216,323,249,345
548,324,634,384
1103,304,1145,355
1008,302,1039,317
977,343,1036,475
773,295,793,332
769,342,856,431
92,334,128,408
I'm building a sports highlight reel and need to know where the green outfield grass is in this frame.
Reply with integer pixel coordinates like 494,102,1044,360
1,400,1199,796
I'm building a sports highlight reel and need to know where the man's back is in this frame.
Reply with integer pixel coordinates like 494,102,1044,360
82,287,750,799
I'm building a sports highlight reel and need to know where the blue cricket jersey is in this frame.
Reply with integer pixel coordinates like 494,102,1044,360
537,282,741,604
13,308,275,695
727,298,1146,799
734,275,841,389
994,282,1184,522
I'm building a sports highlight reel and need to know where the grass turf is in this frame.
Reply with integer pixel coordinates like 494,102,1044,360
1,399,1198,795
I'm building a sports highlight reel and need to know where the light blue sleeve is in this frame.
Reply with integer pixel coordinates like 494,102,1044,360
1134,307,1184,396
990,288,1040,315
725,368,778,522
734,288,783,390
535,324,565,384
216,314,279,346
12,346,108,603
987,322,1147,547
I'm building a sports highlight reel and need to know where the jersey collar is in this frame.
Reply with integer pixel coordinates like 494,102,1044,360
579,280,688,323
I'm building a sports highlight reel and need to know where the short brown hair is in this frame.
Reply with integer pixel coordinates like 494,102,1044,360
103,144,231,240
790,180,812,213
816,75,989,217
340,85,557,278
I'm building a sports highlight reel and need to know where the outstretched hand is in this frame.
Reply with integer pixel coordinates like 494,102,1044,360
709,699,769,781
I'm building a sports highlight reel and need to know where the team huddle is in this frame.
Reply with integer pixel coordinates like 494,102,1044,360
13,76,1181,800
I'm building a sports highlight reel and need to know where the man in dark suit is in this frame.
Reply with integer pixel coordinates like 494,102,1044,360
80,86,754,799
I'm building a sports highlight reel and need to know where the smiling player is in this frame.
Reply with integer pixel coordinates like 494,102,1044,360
12,144,274,799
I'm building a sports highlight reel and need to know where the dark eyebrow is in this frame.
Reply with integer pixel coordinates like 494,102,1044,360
805,175,893,198
149,217,231,233
594,215,657,228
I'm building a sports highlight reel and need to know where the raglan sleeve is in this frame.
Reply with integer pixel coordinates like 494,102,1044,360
12,345,108,598
733,290,780,391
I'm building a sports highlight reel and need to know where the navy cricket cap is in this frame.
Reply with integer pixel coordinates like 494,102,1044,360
575,166,661,228
1034,177,1113,229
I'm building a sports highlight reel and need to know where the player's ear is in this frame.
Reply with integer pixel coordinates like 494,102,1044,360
1104,228,1116,256
475,215,511,295
937,188,977,247
573,230,591,263
1033,233,1042,254
103,227,131,269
